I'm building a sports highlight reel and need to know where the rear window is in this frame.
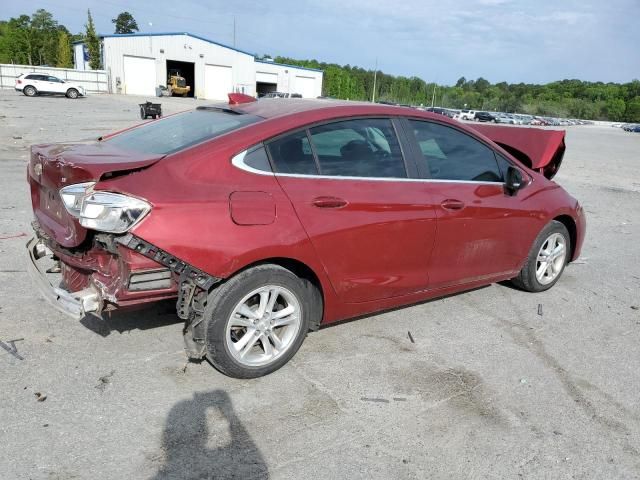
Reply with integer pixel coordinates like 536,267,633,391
104,109,261,155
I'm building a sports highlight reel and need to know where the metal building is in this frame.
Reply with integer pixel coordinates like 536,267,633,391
73,32,323,100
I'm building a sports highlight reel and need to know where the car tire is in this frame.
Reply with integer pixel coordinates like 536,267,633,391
140,107,146,119
66,88,79,99
512,220,571,292
23,85,37,97
203,264,321,378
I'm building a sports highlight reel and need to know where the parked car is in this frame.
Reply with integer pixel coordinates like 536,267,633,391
261,92,302,99
474,111,497,122
15,73,86,99
426,107,455,118
26,97,585,378
494,113,515,124
458,109,476,120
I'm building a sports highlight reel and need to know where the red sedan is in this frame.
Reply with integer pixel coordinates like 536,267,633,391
26,96,585,378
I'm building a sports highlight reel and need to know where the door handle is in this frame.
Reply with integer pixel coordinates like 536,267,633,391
440,199,465,211
312,196,348,209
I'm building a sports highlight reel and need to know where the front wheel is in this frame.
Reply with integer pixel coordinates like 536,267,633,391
203,264,320,378
512,220,570,292
66,88,79,99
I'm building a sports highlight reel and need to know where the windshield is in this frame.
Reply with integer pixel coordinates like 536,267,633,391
177,78,186,87
104,109,261,155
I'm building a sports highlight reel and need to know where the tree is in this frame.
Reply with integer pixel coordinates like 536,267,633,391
606,98,625,122
625,96,640,123
0,11,65,65
85,9,102,70
112,12,139,34
56,30,72,67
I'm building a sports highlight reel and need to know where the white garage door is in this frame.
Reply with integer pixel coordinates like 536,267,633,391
295,76,316,98
123,56,156,96
256,72,278,84
205,64,233,100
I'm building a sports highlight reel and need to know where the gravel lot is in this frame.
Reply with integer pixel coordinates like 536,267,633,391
1,89,639,480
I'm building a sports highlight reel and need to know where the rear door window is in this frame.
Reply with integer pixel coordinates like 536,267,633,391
309,118,406,178
409,120,503,182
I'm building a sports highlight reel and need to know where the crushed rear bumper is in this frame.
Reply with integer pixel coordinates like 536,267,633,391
26,237,101,320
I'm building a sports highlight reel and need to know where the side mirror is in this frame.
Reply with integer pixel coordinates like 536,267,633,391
505,166,524,195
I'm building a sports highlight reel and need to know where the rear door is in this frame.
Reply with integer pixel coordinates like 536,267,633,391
267,117,438,304
404,118,537,288
26,74,45,91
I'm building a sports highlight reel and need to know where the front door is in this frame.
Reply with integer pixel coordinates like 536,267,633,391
406,119,537,288
267,118,438,304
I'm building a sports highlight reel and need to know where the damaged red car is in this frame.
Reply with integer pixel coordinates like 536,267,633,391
26,97,585,378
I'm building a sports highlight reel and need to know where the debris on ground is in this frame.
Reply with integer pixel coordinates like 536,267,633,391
34,392,47,402
538,304,543,316
631,306,639,311
95,370,116,391
407,331,415,343
0,232,27,240
360,397,390,403
392,397,407,402
0,338,24,360
520,378,527,384
12,135,22,139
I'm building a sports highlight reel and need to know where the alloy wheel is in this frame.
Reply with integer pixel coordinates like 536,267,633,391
536,233,567,285
225,285,302,367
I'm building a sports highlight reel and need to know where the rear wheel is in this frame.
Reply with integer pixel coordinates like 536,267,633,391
140,107,146,119
203,264,319,378
512,220,570,292
23,85,36,97
66,88,79,99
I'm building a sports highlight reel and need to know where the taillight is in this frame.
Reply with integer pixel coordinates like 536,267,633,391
16,79,22,84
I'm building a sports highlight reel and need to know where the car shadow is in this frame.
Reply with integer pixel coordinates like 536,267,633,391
152,389,268,480
80,299,182,337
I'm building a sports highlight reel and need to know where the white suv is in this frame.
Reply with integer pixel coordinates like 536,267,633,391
15,73,86,99
458,109,476,120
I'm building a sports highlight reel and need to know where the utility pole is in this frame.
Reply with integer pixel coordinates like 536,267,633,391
431,83,436,107
371,57,378,103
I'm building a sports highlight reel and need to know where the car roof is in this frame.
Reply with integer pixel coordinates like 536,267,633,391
225,98,443,121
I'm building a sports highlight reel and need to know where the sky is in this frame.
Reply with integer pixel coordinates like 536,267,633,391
3,0,639,85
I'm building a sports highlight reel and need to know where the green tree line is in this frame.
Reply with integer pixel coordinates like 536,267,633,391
0,9,138,70
275,57,640,122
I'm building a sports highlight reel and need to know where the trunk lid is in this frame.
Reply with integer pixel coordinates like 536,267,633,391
29,142,164,247
468,124,566,179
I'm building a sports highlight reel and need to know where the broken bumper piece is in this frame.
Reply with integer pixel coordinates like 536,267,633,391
26,237,101,320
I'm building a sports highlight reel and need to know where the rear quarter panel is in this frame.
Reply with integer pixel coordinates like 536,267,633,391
97,136,343,321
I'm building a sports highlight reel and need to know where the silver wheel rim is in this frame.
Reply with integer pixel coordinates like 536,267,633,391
225,285,302,367
536,232,567,285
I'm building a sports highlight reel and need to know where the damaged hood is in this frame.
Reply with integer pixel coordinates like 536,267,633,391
469,124,566,179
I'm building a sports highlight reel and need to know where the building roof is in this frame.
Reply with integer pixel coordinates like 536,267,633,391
254,59,323,73
99,31,254,57
77,32,324,73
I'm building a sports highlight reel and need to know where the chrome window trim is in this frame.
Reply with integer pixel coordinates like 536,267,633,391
231,149,275,176
232,148,504,185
